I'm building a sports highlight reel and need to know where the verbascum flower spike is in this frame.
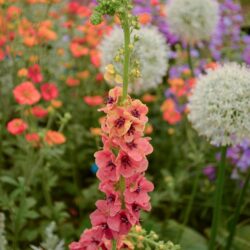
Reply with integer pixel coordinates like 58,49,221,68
167,0,219,43
69,87,154,250
188,63,250,146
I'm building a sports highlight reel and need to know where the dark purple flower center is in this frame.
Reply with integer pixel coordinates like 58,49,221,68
106,160,116,170
107,96,114,104
91,237,100,245
101,223,109,230
115,117,125,128
135,185,141,193
132,203,141,212
121,155,131,168
120,214,129,224
107,194,115,203
127,125,135,136
126,141,137,149
131,109,140,118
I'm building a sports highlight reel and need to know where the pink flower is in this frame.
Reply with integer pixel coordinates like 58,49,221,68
95,150,119,182
31,106,48,118
125,175,154,206
127,99,148,124
115,137,153,161
7,118,28,135
13,81,41,105
106,108,132,137
28,64,43,83
84,96,103,106
41,83,59,101
90,209,117,240
116,151,148,178
107,211,132,235
69,227,104,250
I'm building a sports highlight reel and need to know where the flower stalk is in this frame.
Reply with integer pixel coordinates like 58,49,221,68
209,146,228,250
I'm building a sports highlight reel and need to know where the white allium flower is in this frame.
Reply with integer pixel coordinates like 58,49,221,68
167,0,219,43
99,25,169,92
188,63,250,146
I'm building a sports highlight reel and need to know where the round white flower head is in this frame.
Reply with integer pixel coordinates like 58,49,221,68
188,63,250,146
99,25,169,93
167,0,219,43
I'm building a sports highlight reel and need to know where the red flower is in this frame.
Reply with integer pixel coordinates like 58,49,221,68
31,106,48,118
41,83,59,101
13,81,41,105
25,133,40,147
83,96,103,106
7,118,28,135
28,64,43,83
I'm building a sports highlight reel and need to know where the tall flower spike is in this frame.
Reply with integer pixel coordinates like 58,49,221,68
69,87,154,250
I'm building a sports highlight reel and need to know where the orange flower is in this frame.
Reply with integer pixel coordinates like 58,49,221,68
18,68,28,77
138,13,152,24
77,70,90,80
44,130,66,146
90,128,102,136
51,99,62,108
142,94,156,103
7,118,28,135
66,76,80,87
70,42,89,58
13,81,41,105
83,96,103,106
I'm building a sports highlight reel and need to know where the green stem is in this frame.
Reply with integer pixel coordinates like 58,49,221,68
183,171,200,224
225,170,250,250
187,44,194,77
209,146,228,250
112,239,117,250
121,13,130,102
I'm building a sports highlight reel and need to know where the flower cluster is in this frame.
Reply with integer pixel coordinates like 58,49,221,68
209,0,250,63
227,139,250,178
167,0,219,43
161,66,196,125
99,26,169,92
69,87,154,249
7,64,67,147
188,63,250,146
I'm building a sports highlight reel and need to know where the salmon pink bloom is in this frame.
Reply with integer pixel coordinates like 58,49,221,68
13,82,40,105
127,99,148,124
107,211,133,235
7,118,28,135
41,83,59,101
70,87,154,248
28,64,43,83
84,96,103,106
96,192,121,217
44,130,66,145
31,106,48,118
125,175,154,206
69,227,104,250
115,137,153,161
90,209,117,240
95,150,119,182
116,151,148,178
106,108,132,137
